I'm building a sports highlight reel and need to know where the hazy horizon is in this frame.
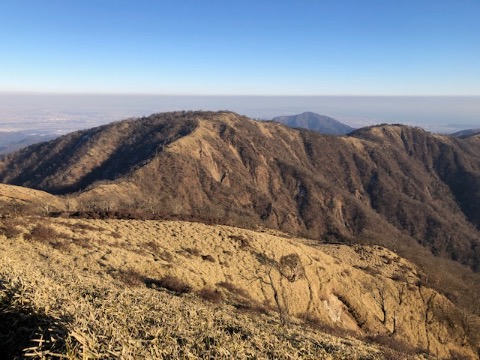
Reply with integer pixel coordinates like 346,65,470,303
0,94,479,134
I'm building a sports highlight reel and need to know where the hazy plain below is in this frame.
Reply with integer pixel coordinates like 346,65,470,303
0,94,479,134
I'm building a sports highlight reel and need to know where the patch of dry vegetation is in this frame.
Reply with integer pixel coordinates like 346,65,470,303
0,218,22,239
0,217,478,359
0,222,386,359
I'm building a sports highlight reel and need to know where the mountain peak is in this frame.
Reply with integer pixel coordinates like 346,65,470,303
272,112,355,135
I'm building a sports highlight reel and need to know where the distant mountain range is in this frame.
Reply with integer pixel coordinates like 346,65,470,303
272,111,355,135
0,131,58,155
450,128,480,138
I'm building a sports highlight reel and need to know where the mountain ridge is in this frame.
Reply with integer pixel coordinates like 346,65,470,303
1,111,480,275
451,128,480,138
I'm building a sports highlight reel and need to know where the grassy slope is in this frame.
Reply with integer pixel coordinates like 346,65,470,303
1,217,478,359
0,183,65,211
0,218,384,359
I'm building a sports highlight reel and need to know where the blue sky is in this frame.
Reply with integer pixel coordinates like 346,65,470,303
1,0,479,95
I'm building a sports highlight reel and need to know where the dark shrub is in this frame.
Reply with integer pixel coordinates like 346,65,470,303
198,288,223,303
25,223,57,243
201,254,215,263
183,247,201,257
229,235,251,248
159,250,174,262
145,275,191,294
116,268,144,287
0,219,22,239
216,282,250,298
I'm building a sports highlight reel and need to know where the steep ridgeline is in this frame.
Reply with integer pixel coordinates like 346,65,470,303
272,111,355,135
1,111,480,272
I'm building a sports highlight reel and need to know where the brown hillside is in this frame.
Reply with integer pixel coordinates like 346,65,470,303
1,111,479,274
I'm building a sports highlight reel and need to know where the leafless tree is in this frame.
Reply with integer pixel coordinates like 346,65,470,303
394,283,407,306
369,283,389,325
418,286,437,355
368,283,399,334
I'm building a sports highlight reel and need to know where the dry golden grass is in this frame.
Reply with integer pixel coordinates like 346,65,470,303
0,217,478,359
0,184,65,211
